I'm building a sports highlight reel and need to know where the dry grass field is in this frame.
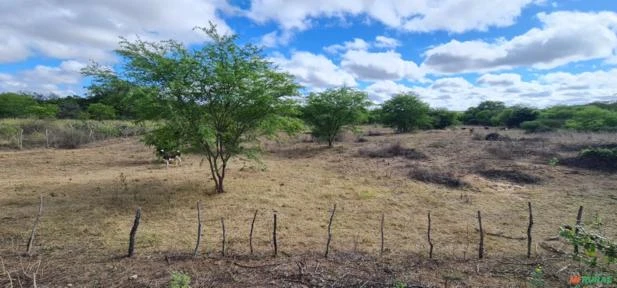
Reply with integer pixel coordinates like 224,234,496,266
1,127,616,287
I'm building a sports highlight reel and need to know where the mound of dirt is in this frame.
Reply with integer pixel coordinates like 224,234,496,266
485,132,509,141
409,167,468,188
560,155,617,172
359,143,427,160
477,169,542,184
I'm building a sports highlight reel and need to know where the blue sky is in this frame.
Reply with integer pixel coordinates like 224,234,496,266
1,0,616,110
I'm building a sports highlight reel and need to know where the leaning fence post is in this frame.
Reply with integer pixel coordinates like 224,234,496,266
250,209,258,255
527,202,533,258
574,206,583,255
193,201,202,257
477,211,484,259
427,211,434,259
26,195,43,256
324,204,337,259
127,207,141,257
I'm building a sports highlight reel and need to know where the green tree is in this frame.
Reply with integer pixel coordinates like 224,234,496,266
83,24,300,193
564,106,617,131
381,93,432,133
429,108,459,129
87,103,117,120
497,106,539,128
462,100,506,126
302,87,370,147
25,104,59,119
0,93,38,118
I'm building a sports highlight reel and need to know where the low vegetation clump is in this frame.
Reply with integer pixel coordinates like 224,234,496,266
0,119,148,149
560,146,617,171
169,271,192,288
408,167,467,188
477,169,542,184
359,142,427,160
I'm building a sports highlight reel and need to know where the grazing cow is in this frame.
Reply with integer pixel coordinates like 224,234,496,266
158,149,182,168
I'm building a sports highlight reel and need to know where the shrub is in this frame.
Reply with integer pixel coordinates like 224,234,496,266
359,142,427,160
366,130,385,136
169,271,191,288
485,132,502,141
87,103,117,120
408,167,467,188
560,146,617,171
520,119,561,133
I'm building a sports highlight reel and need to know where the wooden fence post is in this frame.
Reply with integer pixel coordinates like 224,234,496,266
574,206,583,255
250,209,258,255
380,213,385,257
428,211,434,259
324,204,337,259
26,195,43,255
477,211,484,259
527,202,533,258
45,129,49,148
273,213,278,257
193,201,202,257
220,217,226,256
17,129,23,150
127,207,141,257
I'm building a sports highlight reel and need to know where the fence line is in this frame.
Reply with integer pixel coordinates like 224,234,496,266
9,198,579,261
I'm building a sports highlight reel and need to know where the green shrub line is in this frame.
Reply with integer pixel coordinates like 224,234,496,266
0,118,153,149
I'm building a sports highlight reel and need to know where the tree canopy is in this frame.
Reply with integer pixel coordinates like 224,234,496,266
302,87,370,147
381,93,432,133
83,24,301,193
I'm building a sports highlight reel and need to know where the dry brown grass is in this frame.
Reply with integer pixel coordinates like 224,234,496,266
1,127,616,286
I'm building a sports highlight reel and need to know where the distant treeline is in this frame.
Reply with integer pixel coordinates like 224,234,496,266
2,91,616,133
458,100,617,132
0,89,137,120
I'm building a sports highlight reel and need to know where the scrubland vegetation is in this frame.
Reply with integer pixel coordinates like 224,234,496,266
1,24,616,287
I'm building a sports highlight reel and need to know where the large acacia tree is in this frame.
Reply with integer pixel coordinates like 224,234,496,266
84,25,300,193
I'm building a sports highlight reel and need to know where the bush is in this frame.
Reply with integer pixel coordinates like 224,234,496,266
169,271,191,288
520,119,561,133
359,142,427,160
560,146,617,171
408,167,467,188
87,103,117,120
430,108,459,129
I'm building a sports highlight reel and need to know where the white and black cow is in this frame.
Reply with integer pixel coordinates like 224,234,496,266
158,149,182,168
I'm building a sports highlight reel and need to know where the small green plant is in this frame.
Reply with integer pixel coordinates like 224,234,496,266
169,271,191,288
393,280,407,288
559,224,617,267
548,157,559,167
529,265,545,288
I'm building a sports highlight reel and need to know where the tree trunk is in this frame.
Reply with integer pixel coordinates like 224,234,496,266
327,137,333,148
216,175,225,193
